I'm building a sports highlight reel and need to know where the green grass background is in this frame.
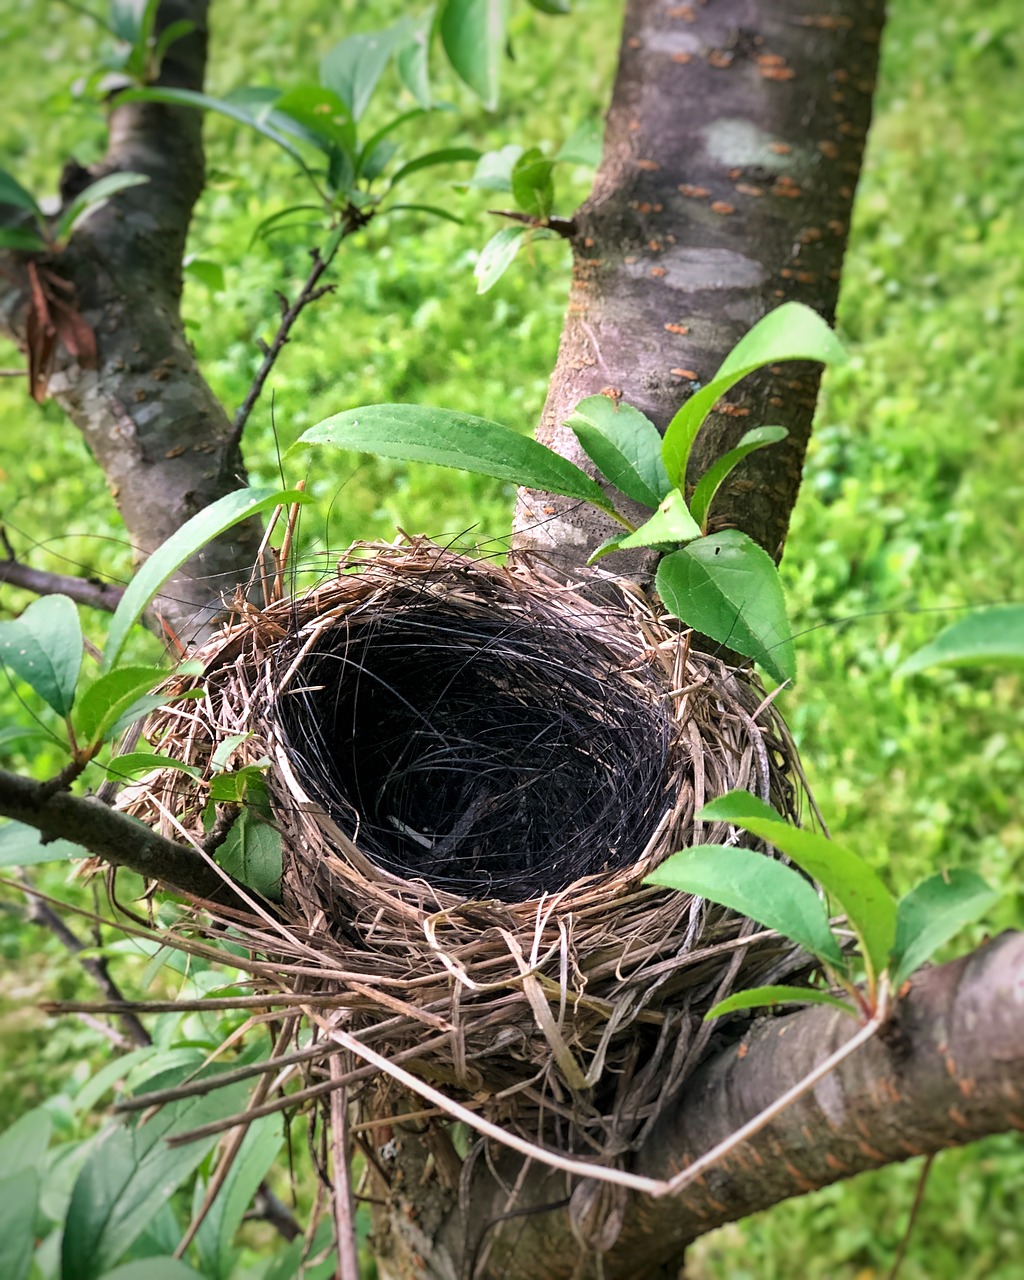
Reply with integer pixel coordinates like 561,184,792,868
0,0,1021,1276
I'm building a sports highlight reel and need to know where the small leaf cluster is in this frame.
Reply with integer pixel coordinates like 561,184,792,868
0,487,308,894
647,790,998,1021
296,302,847,683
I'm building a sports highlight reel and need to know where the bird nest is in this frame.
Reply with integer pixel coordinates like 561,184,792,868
124,538,811,1162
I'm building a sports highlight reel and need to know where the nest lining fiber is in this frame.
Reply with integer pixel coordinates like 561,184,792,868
126,538,812,1157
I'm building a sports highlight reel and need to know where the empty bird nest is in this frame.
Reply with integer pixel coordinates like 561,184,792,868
122,537,814,1164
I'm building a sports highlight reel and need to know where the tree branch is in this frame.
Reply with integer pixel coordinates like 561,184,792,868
0,766,236,902
401,933,1023,1280
0,538,124,613
514,0,884,574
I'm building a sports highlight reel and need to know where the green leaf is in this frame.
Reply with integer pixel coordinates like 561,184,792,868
646,844,846,968
440,0,507,110
0,167,43,217
586,534,628,565
388,146,480,189
0,227,47,251
474,224,529,292
896,605,1024,676
0,594,83,717
0,723,58,755
705,984,858,1020
152,18,196,72
54,172,150,244
0,821,87,867
689,426,789,530
100,488,311,674
107,690,202,741
463,143,523,192
61,1075,251,1280
72,1047,159,1116
97,1261,202,1280
182,257,225,293
296,403,613,509
104,752,201,781
250,203,326,246
74,666,177,745
698,790,898,986
618,489,701,549
320,24,405,122
215,809,282,901
116,88,322,189
527,0,571,13
0,1170,39,1280
358,108,428,176
555,118,602,167
0,1107,52,1175
396,10,434,108
510,146,555,219
656,531,795,683
892,870,999,987
192,1116,283,1279
210,733,251,773
661,302,847,488
270,85,356,158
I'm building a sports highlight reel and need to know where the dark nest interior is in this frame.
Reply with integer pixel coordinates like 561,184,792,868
124,539,818,1169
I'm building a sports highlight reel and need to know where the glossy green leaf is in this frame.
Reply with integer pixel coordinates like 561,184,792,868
182,257,225,293
210,733,251,773
192,1115,283,1279
656,531,795,683
565,390,673,510
71,1048,159,1116
389,146,480,189
383,202,464,225
440,0,507,110
556,118,602,167
215,809,283,901
463,143,523,191
474,224,528,292
61,1075,251,1280
705,984,857,1020
511,146,555,219
661,302,847,488
0,1170,39,1280
699,790,898,985
54,172,150,244
104,752,201,781
0,167,42,216
0,594,83,717
527,0,571,13
586,534,628,565
97,1261,203,1280
297,402,612,509
270,85,356,157
689,426,789,530
896,605,1024,676
0,1107,52,1174
116,88,322,189
0,226,47,251
320,24,405,122
75,666,177,745
892,870,999,987
396,10,434,108
0,820,87,867
646,844,846,968
618,488,701,549
100,488,311,674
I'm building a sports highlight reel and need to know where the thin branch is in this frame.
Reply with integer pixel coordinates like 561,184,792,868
0,539,125,613
227,248,335,454
0,765,241,903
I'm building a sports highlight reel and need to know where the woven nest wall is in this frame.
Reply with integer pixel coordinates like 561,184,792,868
126,540,813,1160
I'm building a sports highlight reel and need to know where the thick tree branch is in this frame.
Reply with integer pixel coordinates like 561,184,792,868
514,0,884,574
0,765,235,902
378,933,1023,1279
0,1,264,644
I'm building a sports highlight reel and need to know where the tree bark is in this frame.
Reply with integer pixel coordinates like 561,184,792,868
514,0,883,574
0,0,262,643
369,932,1024,1280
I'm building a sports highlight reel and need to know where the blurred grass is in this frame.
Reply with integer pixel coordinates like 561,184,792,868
0,0,1022,1275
